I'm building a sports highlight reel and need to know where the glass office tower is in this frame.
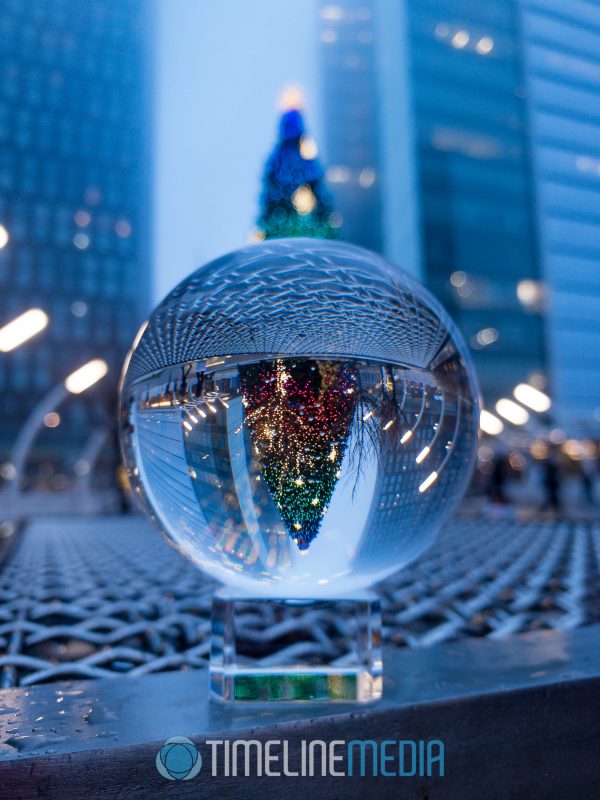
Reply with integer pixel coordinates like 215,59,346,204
520,0,600,433
0,0,152,486
320,0,547,408
318,1,384,252
403,0,545,404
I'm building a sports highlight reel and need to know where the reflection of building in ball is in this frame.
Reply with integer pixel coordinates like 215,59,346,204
156,737,201,781
121,239,478,598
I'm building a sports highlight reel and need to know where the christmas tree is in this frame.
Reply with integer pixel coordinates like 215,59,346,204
241,359,357,550
253,88,338,241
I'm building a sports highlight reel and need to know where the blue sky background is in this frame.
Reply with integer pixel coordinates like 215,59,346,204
154,0,320,301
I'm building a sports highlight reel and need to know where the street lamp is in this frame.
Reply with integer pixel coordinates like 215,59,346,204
513,383,551,413
480,409,504,436
495,398,529,426
65,358,108,394
0,308,48,352
2,358,109,494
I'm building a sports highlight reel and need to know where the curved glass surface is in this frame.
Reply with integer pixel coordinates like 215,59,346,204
120,239,479,597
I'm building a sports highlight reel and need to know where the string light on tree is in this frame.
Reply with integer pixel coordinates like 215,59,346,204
241,359,357,550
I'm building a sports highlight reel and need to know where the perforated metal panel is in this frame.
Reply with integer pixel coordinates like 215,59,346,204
0,514,598,687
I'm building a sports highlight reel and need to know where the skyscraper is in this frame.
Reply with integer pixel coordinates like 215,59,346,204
0,0,152,487
397,0,545,405
319,0,600,427
318,0,384,253
520,0,600,432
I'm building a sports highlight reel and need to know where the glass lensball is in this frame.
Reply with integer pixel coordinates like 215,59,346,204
120,239,479,598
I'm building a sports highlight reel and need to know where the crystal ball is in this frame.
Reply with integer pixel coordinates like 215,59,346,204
120,239,479,598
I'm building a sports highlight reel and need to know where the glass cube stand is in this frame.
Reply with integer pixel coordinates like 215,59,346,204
210,588,382,703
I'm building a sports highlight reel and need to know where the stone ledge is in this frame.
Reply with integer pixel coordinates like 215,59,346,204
0,626,599,798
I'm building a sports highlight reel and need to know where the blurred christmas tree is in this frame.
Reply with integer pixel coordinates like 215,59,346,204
253,87,339,241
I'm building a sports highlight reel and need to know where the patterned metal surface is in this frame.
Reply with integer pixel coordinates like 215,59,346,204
127,238,465,382
0,514,599,688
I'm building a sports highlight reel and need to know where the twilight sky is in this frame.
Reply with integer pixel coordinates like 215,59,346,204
154,0,320,301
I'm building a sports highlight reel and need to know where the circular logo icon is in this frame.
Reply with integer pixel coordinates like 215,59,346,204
156,736,202,781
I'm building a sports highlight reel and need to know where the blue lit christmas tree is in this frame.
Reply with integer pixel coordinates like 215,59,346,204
254,88,338,241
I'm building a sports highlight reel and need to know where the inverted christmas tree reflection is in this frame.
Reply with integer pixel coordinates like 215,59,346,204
127,346,473,597
241,359,357,550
